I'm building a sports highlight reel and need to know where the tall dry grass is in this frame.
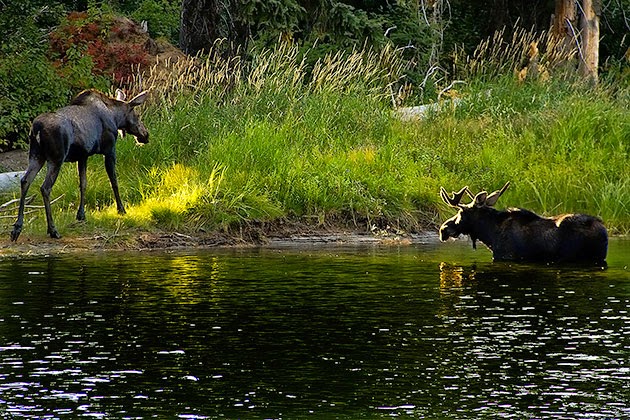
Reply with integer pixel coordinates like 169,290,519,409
453,26,578,81
130,39,243,107
131,40,408,109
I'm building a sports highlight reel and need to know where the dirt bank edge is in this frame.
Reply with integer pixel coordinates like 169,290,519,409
0,223,440,258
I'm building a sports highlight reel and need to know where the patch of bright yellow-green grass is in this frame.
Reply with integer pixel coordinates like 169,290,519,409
98,164,223,230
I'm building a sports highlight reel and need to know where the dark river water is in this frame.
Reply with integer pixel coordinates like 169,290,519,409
0,236,628,419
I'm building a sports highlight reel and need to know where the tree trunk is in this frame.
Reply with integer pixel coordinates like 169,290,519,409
180,0,220,55
579,0,600,84
552,0,600,84
425,0,445,68
180,0,248,56
491,0,509,30
553,0,577,47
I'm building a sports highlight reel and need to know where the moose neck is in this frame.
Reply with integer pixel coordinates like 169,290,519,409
110,106,128,130
468,207,504,251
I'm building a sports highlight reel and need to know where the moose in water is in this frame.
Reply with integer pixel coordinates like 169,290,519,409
439,182,608,264
10,89,149,241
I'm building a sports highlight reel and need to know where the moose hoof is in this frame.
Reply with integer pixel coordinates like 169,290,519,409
48,230,61,239
76,210,86,221
117,208,126,215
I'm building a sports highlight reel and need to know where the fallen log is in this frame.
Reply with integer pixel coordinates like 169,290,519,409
0,171,24,192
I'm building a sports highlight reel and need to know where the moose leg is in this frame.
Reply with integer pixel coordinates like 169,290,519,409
41,162,62,239
10,158,44,241
104,153,125,215
77,158,87,221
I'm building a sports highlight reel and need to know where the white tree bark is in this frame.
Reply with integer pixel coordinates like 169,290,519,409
579,0,600,84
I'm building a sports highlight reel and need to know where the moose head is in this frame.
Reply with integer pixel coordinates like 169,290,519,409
439,181,511,249
115,89,149,144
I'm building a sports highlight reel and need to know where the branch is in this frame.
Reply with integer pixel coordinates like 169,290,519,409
0,196,34,212
0,209,40,219
0,194,65,214
437,80,466,101
25,194,65,209
566,17,585,62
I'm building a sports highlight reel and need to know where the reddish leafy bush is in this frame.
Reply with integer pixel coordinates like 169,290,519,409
49,11,150,86
106,42,150,83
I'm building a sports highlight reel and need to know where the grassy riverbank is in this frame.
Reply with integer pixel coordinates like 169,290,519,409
2,43,629,244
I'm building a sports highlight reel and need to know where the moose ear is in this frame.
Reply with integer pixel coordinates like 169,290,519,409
485,191,501,207
485,181,510,207
473,191,488,207
128,91,149,107
115,89,126,101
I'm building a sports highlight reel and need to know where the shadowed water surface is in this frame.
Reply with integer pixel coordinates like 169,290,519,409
0,237,628,418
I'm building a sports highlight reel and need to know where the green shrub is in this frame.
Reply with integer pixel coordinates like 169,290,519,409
0,52,71,151
0,6,114,151
49,10,148,86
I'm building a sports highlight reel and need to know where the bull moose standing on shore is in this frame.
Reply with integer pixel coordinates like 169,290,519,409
439,182,608,264
10,89,149,241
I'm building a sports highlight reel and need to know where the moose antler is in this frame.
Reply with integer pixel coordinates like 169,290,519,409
440,186,469,208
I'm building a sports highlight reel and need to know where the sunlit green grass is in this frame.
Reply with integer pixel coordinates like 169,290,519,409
2,44,629,241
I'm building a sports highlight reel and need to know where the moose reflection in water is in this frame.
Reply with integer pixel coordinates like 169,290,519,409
439,182,608,265
11,89,149,241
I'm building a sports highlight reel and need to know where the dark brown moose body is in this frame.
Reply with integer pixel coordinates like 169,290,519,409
11,89,149,241
439,182,608,265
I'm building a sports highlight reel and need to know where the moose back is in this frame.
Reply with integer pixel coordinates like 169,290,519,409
11,89,149,241
439,182,608,265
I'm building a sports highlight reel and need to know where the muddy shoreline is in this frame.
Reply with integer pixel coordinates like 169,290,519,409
0,225,441,258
